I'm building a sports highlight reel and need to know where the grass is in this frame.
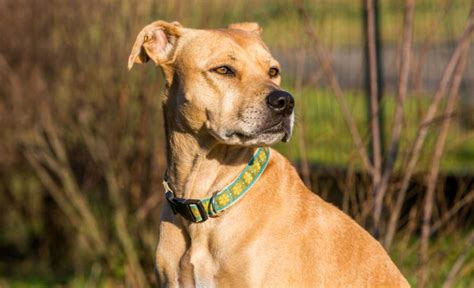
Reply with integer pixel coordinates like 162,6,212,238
1,277,120,288
392,231,474,287
276,87,474,174
143,0,472,49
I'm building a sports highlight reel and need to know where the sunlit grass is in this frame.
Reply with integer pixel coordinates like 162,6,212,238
392,231,474,287
277,87,474,174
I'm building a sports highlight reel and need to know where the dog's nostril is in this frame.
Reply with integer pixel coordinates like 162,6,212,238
266,90,295,116
277,99,286,109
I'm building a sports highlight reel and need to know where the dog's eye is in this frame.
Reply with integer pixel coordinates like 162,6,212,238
213,66,235,76
269,67,280,78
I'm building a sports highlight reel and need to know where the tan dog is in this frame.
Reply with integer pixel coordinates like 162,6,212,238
128,21,409,287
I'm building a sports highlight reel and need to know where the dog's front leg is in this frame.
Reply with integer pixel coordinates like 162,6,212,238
155,206,188,287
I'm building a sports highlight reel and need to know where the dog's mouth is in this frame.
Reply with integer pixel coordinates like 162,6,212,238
260,121,286,134
227,121,281,137
206,110,295,146
223,118,293,145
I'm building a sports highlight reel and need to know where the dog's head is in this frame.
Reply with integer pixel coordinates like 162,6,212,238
128,21,294,146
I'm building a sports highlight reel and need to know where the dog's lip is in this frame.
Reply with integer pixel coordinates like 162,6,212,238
260,121,285,134
226,121,285,139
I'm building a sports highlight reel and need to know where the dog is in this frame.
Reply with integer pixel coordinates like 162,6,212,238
128,20,409,287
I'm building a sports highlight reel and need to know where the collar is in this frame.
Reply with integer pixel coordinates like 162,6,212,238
163,147,270,223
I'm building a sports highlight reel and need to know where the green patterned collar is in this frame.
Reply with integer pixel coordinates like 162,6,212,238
163,147,270,223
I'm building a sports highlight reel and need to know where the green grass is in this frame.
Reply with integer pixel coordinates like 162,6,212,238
276,87,474,174
391,232,474,287
1,277,120,288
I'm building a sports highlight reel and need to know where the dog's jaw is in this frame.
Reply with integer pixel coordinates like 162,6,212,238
205,111,294,146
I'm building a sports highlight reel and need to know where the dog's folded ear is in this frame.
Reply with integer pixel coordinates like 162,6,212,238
128,21,183,70
228,22,262,36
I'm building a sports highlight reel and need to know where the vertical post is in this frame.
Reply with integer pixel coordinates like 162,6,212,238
364,0,385,235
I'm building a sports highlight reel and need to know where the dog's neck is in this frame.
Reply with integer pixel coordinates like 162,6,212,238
163,90,255,200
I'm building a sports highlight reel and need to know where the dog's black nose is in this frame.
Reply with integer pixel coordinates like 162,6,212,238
266,90,294,116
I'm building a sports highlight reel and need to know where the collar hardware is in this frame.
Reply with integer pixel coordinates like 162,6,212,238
165,191,208,222
208,191,223,218
163,147,270,223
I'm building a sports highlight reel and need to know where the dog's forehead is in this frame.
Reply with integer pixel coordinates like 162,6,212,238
177,29,275,67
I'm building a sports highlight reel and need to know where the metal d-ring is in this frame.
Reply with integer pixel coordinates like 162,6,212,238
209,191,224,218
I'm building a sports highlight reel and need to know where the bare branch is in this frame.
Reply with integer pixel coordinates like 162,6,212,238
80,122,149,288
442,230,474,288
136,192,162,222
24,151,83,234
294,0,374,175
419,48,469,288
374,0,415,231
366,0,384,232
384,8,474,249
412,0,455,92
431,190,474,234
39,105,107,255
295,49,312,188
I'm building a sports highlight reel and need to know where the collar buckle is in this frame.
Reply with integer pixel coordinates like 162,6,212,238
165,190,209,223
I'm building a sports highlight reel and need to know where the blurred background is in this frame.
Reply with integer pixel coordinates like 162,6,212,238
0,0,473,287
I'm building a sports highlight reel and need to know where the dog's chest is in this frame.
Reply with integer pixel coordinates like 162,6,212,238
180,242,218,288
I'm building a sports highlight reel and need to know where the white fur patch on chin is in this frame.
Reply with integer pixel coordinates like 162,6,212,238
283,112,295,143
242,133,285,146
219,131,284,146
207,127,284,146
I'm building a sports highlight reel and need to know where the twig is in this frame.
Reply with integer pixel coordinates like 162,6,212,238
24,151,86,243
374,0,415,232
136,192,162,222
294,49,312,188
412,0,454,92
342,161,355,214
442,230,474,288
419,48,469,288
366,0,384,233
431,190,474,234
384,8,474,249
80,122,149,288
39,105,107,255
294,0,374,175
